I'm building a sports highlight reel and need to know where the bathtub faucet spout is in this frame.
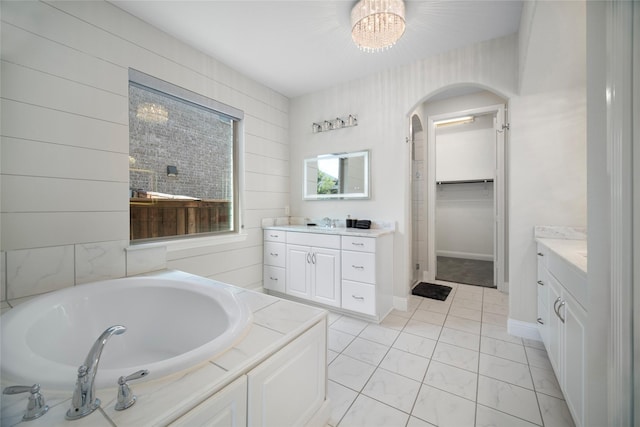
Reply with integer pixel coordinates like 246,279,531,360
66,325,126,420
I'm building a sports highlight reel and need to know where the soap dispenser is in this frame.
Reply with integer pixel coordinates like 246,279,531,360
346,215,354,228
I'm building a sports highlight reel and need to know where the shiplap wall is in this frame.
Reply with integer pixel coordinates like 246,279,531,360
0,1,289,301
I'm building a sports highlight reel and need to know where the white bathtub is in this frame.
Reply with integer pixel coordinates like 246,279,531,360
1,275,253,390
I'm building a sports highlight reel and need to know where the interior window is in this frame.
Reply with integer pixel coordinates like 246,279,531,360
128,69,243,242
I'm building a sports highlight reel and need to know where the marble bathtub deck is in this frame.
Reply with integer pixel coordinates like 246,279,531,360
326,282,575,427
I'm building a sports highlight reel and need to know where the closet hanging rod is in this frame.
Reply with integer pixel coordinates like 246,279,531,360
436,179,494,185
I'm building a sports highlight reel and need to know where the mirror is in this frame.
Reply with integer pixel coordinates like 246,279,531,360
304,150,370,200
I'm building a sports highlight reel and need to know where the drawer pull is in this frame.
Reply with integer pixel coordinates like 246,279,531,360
557,301,566,323
553,297,562,316
270,252,279,257
352,242,364,246
351,295,365,300
537,317,544,325
352,265,364,270
537,280,544,286
269,277,278,281
537,252,544,257
269,234,279,238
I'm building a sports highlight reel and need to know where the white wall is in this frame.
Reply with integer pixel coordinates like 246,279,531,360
509,0,587,323
435,114,495,182
289,35,518,303
435,182,494,261
0,1,289,302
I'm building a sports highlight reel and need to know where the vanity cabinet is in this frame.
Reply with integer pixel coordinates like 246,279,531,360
263,230,286,293
536,242,587,427
169,376,247,427
263,227,394,321
247,321,326,427
341,236,378,315
171,320,327,427
286,232,341,308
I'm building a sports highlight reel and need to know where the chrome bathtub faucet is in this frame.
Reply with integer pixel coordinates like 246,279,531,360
66,325,127,420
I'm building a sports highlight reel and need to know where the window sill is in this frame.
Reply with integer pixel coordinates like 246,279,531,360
127,233,248,255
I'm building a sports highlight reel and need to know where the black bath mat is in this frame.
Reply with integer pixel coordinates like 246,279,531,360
412,282,452,301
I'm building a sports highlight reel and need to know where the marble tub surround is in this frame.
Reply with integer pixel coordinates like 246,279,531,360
1,240,166,305
0,270,328,426
534,226,587,274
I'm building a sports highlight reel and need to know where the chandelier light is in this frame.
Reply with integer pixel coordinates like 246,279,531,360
351,0,406,53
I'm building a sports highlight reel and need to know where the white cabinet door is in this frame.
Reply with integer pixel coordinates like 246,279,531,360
263,265,285,293
563,291,587,427
169,376,247,427
286,244,311,299
546,277,563,376
342,250,376,283
264,242,285,268
248,321,326,427
311,247,341,307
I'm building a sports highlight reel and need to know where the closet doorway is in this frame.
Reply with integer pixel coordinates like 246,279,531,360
410,87,508,292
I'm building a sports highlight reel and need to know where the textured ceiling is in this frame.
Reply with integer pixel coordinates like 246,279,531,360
111,1,523,98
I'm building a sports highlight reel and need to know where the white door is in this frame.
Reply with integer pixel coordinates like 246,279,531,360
286,244,310,299
563,292,587,427
311,247,341,307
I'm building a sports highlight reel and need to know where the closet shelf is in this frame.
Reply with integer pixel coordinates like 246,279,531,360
436,179,494,185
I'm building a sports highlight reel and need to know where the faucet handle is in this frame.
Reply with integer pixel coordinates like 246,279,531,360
115,369,149,411
3,384,49,421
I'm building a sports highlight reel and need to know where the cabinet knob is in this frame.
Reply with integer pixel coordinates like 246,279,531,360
270,252,278,257
352,265,365,270
269,277,278,281
537,280,544,286
537,317,544,325
537,252,544,257
351,295,365,300
352,242,364,246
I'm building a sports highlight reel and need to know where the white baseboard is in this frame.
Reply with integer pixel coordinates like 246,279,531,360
507,318,542,341
436,250,493,262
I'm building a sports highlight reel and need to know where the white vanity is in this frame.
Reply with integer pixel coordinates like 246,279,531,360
263,224,394,322
535,227,587,427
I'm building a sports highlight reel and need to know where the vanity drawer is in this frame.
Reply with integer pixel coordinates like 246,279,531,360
287,231,340,249
342,280,376,315
263,265,285,293
342,236,376,253
264,229,286,243
342,251,376,283
264,242,286,268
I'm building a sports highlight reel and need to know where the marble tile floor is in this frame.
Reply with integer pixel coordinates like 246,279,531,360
326,281,576,427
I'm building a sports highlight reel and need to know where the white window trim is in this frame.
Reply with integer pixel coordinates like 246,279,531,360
128,68,246,245
126,232,248,255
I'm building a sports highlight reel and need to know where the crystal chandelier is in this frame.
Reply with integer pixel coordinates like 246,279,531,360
351,0,406,53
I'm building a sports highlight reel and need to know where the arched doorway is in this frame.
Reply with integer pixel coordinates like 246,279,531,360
409,85,508,292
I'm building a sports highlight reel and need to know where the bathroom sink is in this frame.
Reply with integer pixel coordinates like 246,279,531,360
1,275,252,390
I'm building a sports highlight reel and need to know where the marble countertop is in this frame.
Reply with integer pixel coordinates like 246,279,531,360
535,238,587,275
1,270,327,427
264,224,394,238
